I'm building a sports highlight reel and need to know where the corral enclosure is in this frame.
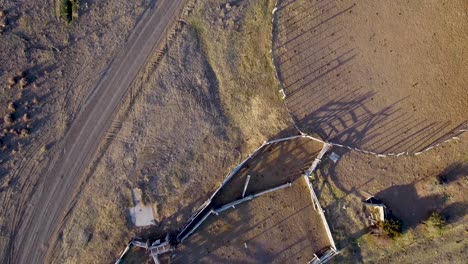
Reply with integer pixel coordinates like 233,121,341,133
273,0,468,154
172,177,331,263
159,137,334,263
212,137,324,207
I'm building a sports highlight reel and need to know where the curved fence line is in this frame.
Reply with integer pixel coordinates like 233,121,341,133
117,135,337,263
270,1,466,158
177,134,323,242
175,134,337,263
118,1,464,263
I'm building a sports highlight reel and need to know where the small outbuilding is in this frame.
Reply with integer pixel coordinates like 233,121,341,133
363,196,387,225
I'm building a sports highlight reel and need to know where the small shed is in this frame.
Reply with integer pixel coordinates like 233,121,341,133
363,196,386,225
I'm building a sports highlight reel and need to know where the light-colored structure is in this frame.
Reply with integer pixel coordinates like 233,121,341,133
129,188,156,227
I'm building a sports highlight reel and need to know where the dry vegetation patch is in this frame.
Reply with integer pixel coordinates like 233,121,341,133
187,0,290,149
0,0,150,260
52,0,291,262
57,0,79,23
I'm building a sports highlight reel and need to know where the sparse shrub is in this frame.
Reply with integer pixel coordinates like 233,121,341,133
421,211,446,238
18,77,28,89
59,0,79,23
7,102,16,112
426,212,445,230
19,128,29,137
32,97,39,105
382,219,403,239
40,145,48,153
7,77,15,88
22,113,30,122
372,219,403,239
3,113,13,125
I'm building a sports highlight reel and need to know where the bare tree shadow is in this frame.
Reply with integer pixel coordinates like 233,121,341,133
437,162,468,185
441,202,467,225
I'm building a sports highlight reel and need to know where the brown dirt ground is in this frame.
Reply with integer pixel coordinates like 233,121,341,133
212,137,324,207
273,0,468,153
311,133,468,263
171,176,331,264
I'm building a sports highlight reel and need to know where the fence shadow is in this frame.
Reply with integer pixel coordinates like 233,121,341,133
273,0,467,154
171,177,330,263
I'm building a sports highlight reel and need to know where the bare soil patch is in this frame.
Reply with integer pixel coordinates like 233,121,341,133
212,137,324,207
273,0,468,153
172,176,331,263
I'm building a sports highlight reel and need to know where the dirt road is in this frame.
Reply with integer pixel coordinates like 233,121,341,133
6,1,187,263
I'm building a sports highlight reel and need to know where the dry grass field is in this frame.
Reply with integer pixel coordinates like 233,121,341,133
273,0,468,153
48,0,292,262
0,0,149,260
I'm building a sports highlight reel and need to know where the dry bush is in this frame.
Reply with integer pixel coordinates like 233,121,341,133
424,211,446,237
7,77,15,88
382,219,403,239
19,128,29,137
58,0,79,23
7,102,16,112
371,219,403,240
426,212,445,228
3,113,13,125
21,113,30,122
19,77,28,89
40,145,48,153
